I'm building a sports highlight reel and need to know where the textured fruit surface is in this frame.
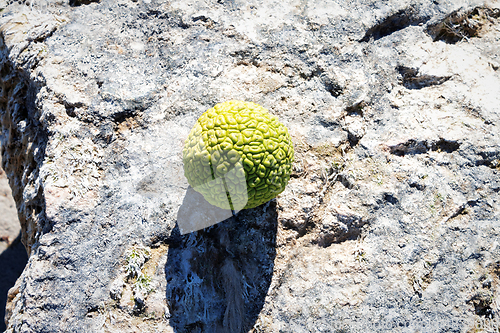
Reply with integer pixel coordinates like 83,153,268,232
183,100,294,210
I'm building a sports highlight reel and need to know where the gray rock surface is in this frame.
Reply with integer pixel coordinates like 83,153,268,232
1,0,500,332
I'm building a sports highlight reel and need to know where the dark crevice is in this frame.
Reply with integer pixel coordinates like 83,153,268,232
283,216,315,238
466,199,480,207
427,6,500,44
112,110,138,124
86,305,99,314
192,15,211,23
431,139,461,153
409,181,425,191
347,131,360,147
345,101,365,117
178,18,190,30
315,219,369,248
397,66,452,89
230,48,259,67
338,173,354,189
317,118,340,129
137,10,170,20
446,203,470,222
63,101,84,118
475,150,500,169
298,65,322,80
390,139,429,156
390,138,460,156
475,159,490,167
322,75,343,97
467,294,495,318
360,6,430,42
30,27,57,44
11,83,28,121
69,0,100,6
492,261,500,278
290,64,345,97
312,68,344,97
384,193,399,205
145,10,164,18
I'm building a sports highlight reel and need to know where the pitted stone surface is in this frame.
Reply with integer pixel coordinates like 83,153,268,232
0,0,499,332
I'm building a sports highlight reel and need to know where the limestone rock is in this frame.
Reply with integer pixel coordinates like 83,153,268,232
0,0,499,332
0,151,27,333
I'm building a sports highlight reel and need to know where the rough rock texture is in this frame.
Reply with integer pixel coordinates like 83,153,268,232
0,151,27,333
0,152,22,255
1,0,500,332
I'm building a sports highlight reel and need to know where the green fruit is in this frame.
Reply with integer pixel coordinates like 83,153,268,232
183,100,294,210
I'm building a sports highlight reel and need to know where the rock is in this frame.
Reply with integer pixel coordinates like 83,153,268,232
1,0,499,332
109,277,124,301
0,153,21,253
0,149,27,333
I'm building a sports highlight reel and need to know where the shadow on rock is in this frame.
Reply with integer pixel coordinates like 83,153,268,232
165,186,278,333
0,233,28,332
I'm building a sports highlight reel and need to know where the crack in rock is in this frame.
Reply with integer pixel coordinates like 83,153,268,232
360,5,430,42
397,65,452,90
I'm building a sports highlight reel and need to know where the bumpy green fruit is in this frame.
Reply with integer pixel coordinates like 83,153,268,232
183,100,294,210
